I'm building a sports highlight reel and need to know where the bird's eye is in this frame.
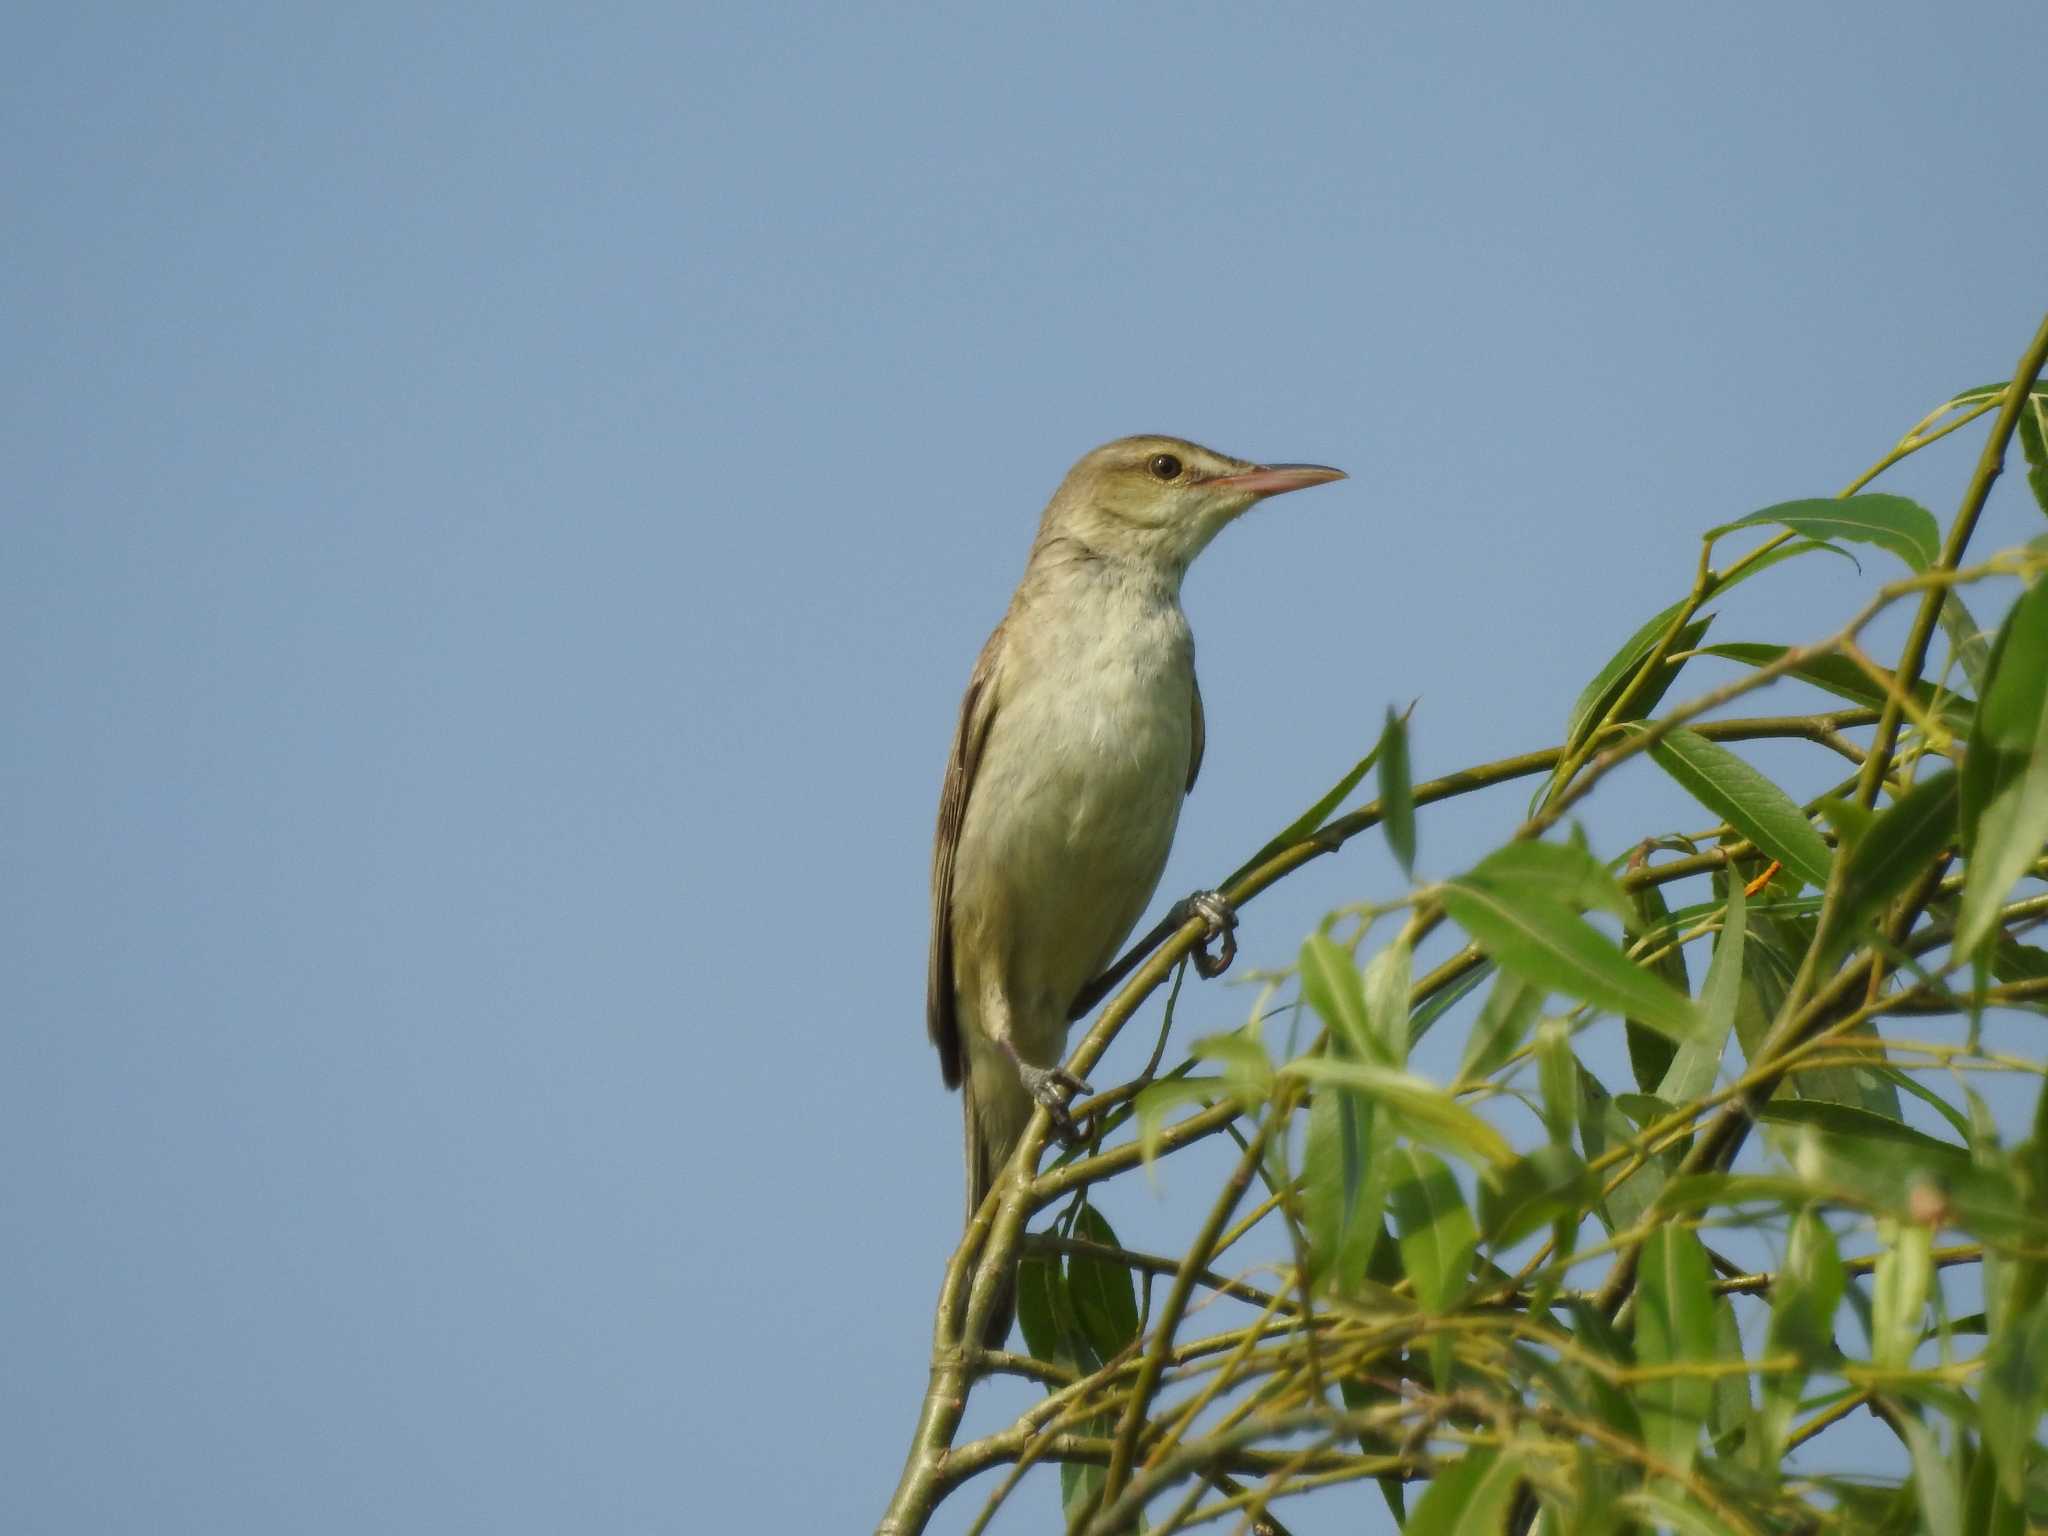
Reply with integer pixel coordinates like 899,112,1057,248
1149,453,1182,481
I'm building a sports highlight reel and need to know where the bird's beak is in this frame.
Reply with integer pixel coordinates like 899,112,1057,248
1204,463,1347,498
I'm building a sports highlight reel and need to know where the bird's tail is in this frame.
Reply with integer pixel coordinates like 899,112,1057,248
962,1074,1018,1350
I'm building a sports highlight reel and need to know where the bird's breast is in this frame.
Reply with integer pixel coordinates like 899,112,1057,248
951,594,1196,1015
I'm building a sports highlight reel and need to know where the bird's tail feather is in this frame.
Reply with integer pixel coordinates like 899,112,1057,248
961,1075,1017,1350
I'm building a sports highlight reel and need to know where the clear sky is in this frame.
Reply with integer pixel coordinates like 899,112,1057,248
4,4,2044,1532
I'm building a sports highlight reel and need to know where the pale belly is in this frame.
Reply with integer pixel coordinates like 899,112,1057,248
949,645,1192,1054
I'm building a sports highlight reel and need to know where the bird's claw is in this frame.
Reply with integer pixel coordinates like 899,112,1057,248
1177,888,1238,979
1017,1062,1095,1144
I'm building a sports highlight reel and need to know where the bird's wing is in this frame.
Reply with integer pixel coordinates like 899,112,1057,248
1187,667,1205,793
928,630,1003,1088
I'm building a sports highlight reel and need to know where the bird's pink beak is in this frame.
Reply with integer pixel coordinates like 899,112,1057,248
1205,463,1347,498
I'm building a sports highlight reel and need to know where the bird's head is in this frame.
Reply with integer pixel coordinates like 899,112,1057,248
1037,435,1345,579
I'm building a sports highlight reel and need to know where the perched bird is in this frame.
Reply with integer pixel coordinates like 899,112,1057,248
927,435,1344,1339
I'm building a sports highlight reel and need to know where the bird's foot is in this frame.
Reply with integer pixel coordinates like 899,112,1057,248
1016,1062,1095,1144
1172,888,1239,979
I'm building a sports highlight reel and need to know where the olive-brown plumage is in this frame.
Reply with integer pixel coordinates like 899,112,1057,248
927,435,1343,1343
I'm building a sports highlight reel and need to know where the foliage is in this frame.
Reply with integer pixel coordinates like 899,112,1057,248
880,317,2048,1536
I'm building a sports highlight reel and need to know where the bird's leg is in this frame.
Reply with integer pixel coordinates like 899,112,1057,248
1065,889,1243,1022
997,1036,1093,1144
1169,889,1238,979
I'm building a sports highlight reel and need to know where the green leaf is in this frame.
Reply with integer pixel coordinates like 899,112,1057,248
1379,705,1416,877
1579,1068,1673,1233
1303,1068,1387,1294
1411,957,1493,1048
1644,726,1834,888
1390,1147,1477,1313
1536,1019,1577,1146
1284,1056,1513,1166
1709,493,1941,572
1457,970,1542,1083
1818,768,1959,971
1016,1249,1113,1518
1300,935,1382,1065
1657,875,1744,1105
1133,1076,1230,1166
2018,389,2048,518
1981,1293,2048,1501
1958,579,2048,955
1941,589,1993,694
1816,794,1875,852
1757,1099,1969,1162
1227,734,1383,884
1940,379,2048,410
1190,1030,1274,1104
1634,1224,1715,1478
1404,1446,1519,1536
1625,882,1687,1094
1870,1217,1933,1370
1363,935,1414,1068
1014,1254,1076,1367
1466,838,1633,923
1441,874,1705,1046
1761,1208,1844,1462
1898,1411,1963,1536
1698,641,1974,729
1067,1204,1141,1362
1480,1142,1595,1249
1563,603,1715,758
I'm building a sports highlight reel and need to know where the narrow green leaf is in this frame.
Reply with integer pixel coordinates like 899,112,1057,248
1456,970,1541,1083
1404,1446,1518,1536
1980,1294,2048,1501
1939,379,2048,410
1479,1143,1594,1249
1898,1412,1963,1536
1379,705,1416,877
1228,735,1383,884
1941,589,1993,694
1579,1068,1673,1233
1635,1225,1715,1478
1761,1208,1845,1466
1284,1056,1513,1166
1390,1147,1477,1313
1699,641,1974,728
2018,390,2048,517
1624,1487,1745,1536
1303,1070,1386,1294
1757,1099,1970,1162
1625,882,1687,1094
1818,768,1959,971
1067,1204,1141,1362
1014,1254,1073,1367
1442,875,1705,1045
1645,726,1834,888
1563,605,1714,757
1410,957,1493,1048
1300,935,1381,1065
1466,838,1633,923
1133,1076,1229,1166
1536,1018,1576,1146
1957,579,2048,954
1657,875,1744,1104
1189,1029,1274,1103
1709,494,1941,572
1815,795,1875,852
1870,1218,1933,1370
1363,935,1414,1067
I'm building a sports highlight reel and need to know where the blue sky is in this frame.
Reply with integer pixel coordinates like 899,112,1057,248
4,4,2044,1532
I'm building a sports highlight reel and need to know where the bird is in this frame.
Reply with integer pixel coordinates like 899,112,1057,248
927,434,1345,1343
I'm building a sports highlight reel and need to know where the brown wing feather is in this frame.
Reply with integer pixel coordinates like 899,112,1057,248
927,630,1003,1088
1187,667,1205,793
